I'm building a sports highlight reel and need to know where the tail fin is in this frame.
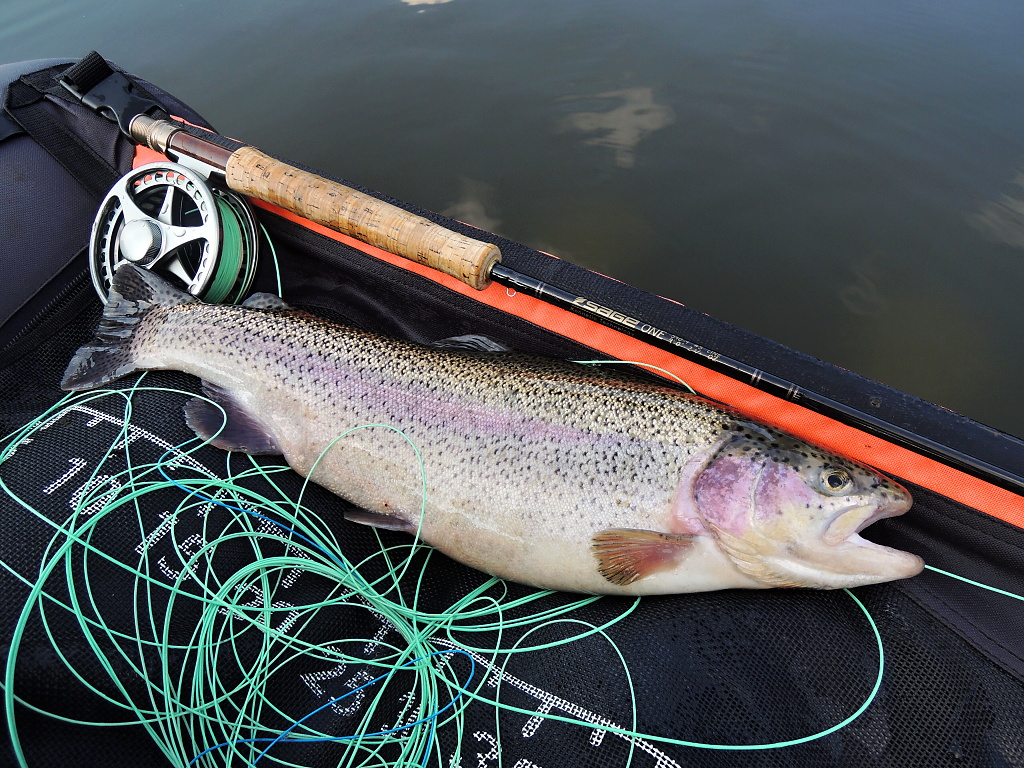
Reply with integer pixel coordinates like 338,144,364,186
62,265,198,391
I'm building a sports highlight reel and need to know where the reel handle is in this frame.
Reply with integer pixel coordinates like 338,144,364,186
130,116,501,290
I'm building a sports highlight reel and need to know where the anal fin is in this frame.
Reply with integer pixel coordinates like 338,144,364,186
183,382,282,455
591,528,694,586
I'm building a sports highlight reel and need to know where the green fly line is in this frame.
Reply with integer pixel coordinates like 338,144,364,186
201,194,265,306
0,351,1020,765
0,384,879,765
0,384,624,768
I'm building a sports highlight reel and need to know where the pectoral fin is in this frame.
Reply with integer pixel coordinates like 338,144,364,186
591,528,694,586
707,522,804,588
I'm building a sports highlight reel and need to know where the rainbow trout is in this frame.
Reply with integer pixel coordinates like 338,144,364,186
63,265,923,594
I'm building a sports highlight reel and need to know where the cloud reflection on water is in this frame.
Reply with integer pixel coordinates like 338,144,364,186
561,87,674,168
442,178,501,233
968,171,1024,249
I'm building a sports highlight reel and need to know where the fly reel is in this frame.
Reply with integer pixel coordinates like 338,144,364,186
89,162,259,303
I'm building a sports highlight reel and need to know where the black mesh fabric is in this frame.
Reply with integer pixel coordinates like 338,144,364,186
2,58,1024,768
3,338,1024,768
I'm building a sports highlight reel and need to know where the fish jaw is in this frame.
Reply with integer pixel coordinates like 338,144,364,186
809,532,924,588
693,430,924,589
806,489,923,587
709,525,924,590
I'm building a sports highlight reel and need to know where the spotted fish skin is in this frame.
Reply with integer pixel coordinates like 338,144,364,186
63,265,923,595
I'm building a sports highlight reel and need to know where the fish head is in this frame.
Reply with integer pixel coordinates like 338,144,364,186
692,422,923,589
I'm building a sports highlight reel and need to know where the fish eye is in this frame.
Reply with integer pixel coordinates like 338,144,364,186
820,467,854,495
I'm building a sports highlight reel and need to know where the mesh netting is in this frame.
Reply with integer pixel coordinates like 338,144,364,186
2,233,1023,767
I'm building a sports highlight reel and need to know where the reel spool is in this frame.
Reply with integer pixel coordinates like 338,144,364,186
89,162,259,303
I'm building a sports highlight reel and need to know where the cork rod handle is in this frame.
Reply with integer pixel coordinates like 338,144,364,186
129,116,501,290
225,147,500,290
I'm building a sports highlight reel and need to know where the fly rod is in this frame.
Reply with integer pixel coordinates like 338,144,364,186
124,114,1024,497
489,265,1024,496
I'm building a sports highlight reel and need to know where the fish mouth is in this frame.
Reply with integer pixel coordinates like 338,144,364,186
817,495,923,583
822,493,912,547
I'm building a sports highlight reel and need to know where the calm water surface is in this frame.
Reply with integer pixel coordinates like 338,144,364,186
3,0,1024,437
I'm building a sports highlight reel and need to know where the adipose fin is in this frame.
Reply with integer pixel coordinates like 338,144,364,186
241,292,293,311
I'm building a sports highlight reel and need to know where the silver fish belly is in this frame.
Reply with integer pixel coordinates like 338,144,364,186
63,265,924,594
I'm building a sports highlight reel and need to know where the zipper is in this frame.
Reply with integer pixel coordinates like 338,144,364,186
0,266,94,367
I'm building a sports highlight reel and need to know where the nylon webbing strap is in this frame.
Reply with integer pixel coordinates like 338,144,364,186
0,109,22,142
59,50,113,96
4,77,120,200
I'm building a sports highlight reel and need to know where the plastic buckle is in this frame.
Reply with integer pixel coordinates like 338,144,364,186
59,70,167,138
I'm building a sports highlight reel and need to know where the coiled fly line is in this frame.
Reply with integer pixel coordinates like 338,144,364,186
0,357,1016,766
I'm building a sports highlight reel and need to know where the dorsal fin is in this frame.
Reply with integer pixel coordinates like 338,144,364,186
431,334,512,353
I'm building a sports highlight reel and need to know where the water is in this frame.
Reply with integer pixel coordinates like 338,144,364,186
3,0,1024,438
